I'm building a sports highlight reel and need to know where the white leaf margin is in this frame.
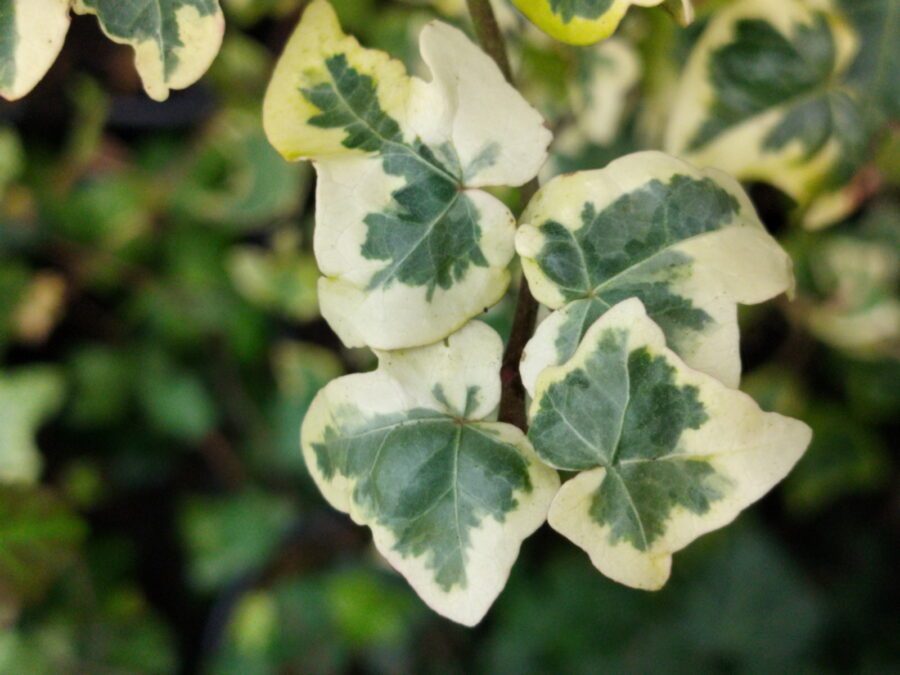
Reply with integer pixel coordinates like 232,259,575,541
537,298,812,590
301,321,560,626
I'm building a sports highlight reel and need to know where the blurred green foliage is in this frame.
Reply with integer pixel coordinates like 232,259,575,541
0,0,897,673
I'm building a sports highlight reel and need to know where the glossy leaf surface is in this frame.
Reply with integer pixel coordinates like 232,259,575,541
528,299,811,589
302,321,559,625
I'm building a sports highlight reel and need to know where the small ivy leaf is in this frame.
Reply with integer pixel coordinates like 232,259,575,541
71,0,225,102
263,0,551,350
301,321,559,626
510,0,692,46
0,0,71,101
665,0,867,216
528,298,811,590
0,367,65,485
517,151,793,396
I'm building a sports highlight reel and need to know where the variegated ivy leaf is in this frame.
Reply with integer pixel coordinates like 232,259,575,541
72,0,225,102
528,298,811,590
570,37,641,145
665,0,867,217
517,151,793,396
510,0,692,46
264,0,550,351
805,236,900,357
0,0,71,101
301,320,559,625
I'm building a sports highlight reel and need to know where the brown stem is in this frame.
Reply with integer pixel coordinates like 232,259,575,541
465,0,514,82
465,0,540,430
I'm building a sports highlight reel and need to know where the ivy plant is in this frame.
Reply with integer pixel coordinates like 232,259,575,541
264,0,812,625
665,0,867,228
0,0,224,101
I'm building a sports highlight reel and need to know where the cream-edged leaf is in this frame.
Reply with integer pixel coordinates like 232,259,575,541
0,0,71,101
0,367,65,485
510,0,689,45
528,298,811,590
570,38,641,145
72,0,225,102
518,151,793,395
301,321,559,626
805,235,900,357
264,0,551,350
665,0,866,212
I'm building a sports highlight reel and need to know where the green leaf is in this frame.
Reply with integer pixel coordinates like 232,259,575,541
840,0,900,121
527,298,810,589
665,0,867,214
784,405,889,516
0,367,65,485
0,486,86,609
0,0,71,101
263,341,343,477
134,351,217,442
180,490,295,591
72,0,225,101
302,320,559,625
263,0,550,350
213,568,418,674
227,233,320,322
510,0,685,46
518,151,793,395
176,111,310,230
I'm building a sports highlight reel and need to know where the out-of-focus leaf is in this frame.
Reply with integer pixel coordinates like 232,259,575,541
741,365,809,419
325,568,419,649
0,570,176,674
666,0,866,226
261,341,343,477
66,346,134,428
784,405,890,515
10,271,67,345
805,234,900,358
176,111,309,230
222,0,301,26
134,350,217,442
0,486,86,612
0,261,30,356
840,0,900,122
180,490,294,591
570,38,641,145
227,231,319,322
0,127,24,196
829,354,900,424
482,523,822,674
42,173,154,251
510,0,684,46
0,367,65,485
213,568,419,674
206,33,272,102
